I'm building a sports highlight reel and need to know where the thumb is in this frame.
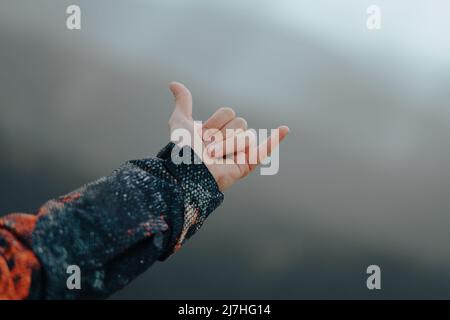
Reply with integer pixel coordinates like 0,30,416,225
169,81,192,118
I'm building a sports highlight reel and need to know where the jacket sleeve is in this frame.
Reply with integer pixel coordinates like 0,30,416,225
0,142,223,300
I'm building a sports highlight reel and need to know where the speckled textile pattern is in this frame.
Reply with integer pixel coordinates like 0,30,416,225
0,142,224,299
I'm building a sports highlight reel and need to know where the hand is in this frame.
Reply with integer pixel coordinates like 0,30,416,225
168,81,289,191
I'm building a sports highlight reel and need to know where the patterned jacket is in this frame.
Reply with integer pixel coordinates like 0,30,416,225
0,143,224,299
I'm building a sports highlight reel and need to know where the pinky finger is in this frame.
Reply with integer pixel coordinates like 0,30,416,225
248,126,290,171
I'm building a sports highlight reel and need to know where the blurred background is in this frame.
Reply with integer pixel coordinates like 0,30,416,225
1,0,450,299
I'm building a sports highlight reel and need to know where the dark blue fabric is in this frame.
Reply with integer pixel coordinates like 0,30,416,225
0,143,223,299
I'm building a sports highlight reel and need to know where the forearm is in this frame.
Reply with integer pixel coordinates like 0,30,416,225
0,143,223,299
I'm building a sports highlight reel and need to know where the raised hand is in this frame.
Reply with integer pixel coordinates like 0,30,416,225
168,81,289,191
